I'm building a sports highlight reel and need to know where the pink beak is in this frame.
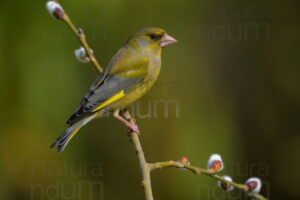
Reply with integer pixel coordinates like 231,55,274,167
160,33,178,47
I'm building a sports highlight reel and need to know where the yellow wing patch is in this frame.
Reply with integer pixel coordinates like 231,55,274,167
92,90,125,112
69,126,82,140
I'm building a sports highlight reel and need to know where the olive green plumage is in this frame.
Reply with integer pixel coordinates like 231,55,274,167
51,27,177,153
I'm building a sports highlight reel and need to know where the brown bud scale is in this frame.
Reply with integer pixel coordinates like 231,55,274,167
246,181,258,191
53,8,64,19
211,160,222,172
179,156,189,164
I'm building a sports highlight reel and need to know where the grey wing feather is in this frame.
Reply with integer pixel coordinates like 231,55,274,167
66,73,106,125
67,73,142,125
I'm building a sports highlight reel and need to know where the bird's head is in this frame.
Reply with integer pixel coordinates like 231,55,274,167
127,27,178,58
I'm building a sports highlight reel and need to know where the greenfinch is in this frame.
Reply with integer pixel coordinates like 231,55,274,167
51,27,177,153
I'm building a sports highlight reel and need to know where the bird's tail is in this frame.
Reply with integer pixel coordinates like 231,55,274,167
50,113,97,153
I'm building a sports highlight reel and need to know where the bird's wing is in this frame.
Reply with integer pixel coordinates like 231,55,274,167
67,50,150,125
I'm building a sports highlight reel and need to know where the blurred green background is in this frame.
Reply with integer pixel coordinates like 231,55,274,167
0,0,299,199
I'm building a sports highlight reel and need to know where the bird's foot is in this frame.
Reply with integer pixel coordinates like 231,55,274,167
114,111,140,136
125,124,140,136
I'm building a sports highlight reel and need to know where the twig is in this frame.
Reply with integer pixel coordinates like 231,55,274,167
48,2,268,200
62,13,103,73
123,111,154,200
149,161,267,200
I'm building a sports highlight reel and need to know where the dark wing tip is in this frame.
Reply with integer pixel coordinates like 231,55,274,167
67,109,91,125
66,113,77,125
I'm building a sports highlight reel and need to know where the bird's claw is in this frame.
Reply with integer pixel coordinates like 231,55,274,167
125,124,140,136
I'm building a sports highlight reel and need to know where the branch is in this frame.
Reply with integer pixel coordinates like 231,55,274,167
149,161,267,200
123,111,154,200
46,1,268,200
62,15,103,73
47,1,103,73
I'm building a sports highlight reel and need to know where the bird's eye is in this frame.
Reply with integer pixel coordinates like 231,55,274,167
149,34,161,41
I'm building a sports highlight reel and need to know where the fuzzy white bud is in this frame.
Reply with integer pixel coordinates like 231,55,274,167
207,154,224,172
46,1,64,19
245,177,262,193
74,47,93,63
218,175,234,191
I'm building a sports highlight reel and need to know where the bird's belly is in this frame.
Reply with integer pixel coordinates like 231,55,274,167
106,81,152,112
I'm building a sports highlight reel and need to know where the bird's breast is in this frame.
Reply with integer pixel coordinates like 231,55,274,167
146,58,161,82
